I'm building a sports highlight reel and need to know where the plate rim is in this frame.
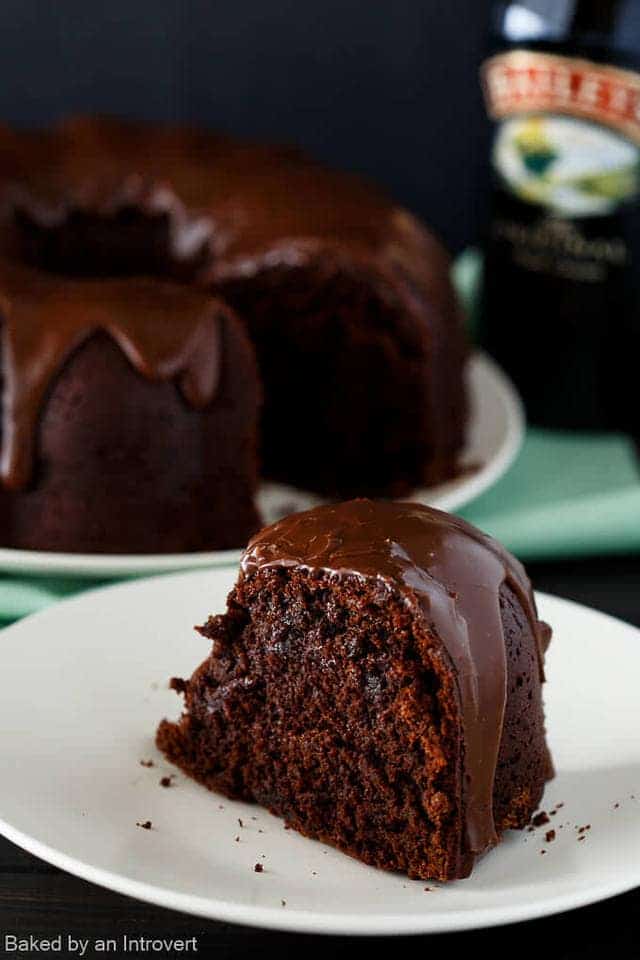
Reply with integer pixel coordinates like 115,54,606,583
0,351,525,579
0,580,638,935
0,814,638,936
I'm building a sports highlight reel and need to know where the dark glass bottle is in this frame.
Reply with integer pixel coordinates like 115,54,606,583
480,0,640,432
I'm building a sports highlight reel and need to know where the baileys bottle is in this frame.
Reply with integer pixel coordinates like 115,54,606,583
480,0,640,432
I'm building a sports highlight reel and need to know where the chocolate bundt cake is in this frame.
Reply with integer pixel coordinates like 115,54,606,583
157,499,552,881
0,117,466,554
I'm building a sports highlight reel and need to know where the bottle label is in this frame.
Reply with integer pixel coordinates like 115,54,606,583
482,50,640,217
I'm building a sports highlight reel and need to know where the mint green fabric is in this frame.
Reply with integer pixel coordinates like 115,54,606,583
0,577,107,626
0,248,638,624
452,247,483,338
461,428,640,559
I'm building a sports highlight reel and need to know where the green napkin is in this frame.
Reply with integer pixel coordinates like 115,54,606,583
461,428,640,559
0,248,638,625
0,576,106,628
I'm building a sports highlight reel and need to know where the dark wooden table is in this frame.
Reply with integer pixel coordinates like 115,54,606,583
2,555,639,958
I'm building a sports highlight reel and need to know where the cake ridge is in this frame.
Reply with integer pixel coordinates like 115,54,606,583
0,115,467,550
0,265,223,490
240,498,548,857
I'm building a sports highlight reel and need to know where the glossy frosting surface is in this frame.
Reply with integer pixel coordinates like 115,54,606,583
0,117,457,491
0,261,223,489
0,116,455,308
242,498,547,856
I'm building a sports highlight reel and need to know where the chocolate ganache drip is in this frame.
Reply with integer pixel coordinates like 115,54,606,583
241,498,548,857
0,262,223,490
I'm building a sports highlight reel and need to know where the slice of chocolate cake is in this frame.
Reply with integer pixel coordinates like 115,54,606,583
157,499,552,881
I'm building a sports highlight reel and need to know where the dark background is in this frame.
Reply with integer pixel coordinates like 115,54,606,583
1,2,638,954
0,0,492,253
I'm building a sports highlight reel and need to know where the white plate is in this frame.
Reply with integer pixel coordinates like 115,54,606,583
0,352,523,578
0,570,638,935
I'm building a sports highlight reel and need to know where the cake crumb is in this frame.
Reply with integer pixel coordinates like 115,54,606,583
254,863,264,873
234,836,240,842
532,811,550,827
136,820,152,830
540,849,546,855
160,775,174,788
614,802,620,809
424,886,431,892
545,830,556,843
139,760,154,768
578,835,586,842
281,899,286,907
238,818,244,828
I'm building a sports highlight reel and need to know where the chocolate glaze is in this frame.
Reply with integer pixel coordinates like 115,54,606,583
9,176,214,280
241,498,549,857
0,117,463,494
0,260,223,490
0,116,458,314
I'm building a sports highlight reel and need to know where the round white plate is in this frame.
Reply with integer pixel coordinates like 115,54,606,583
0,352,523,578
0,570,638,935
